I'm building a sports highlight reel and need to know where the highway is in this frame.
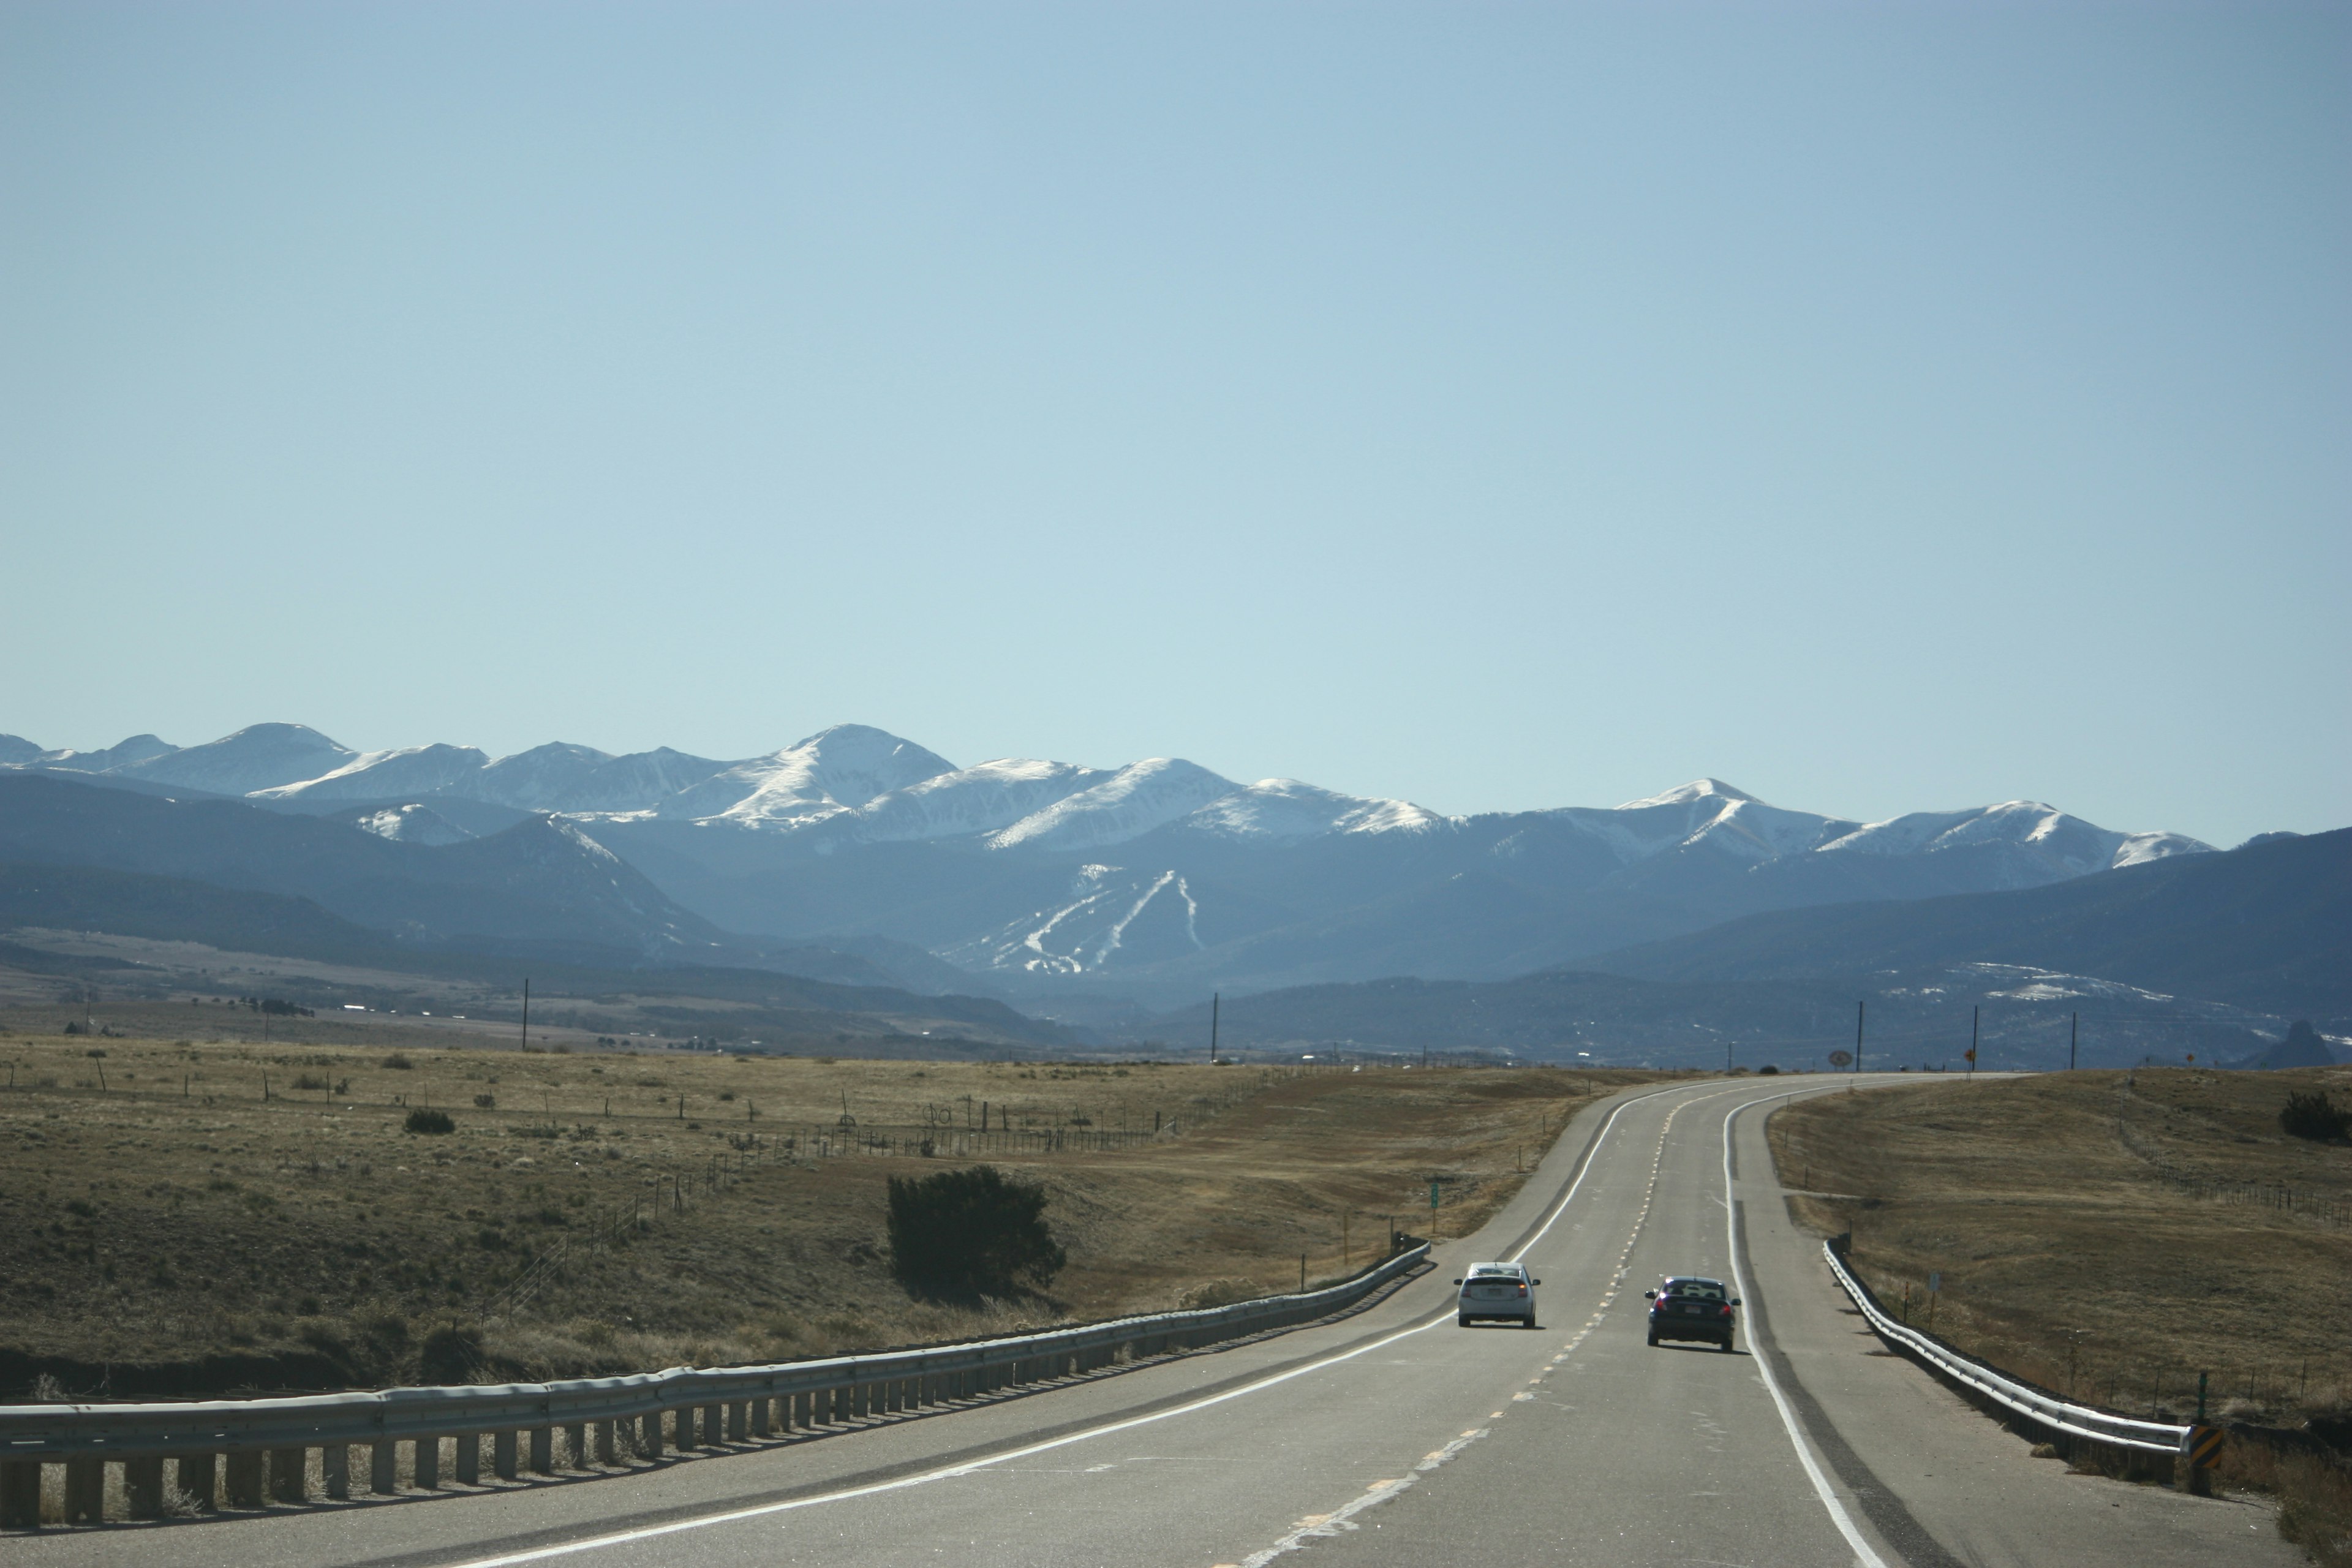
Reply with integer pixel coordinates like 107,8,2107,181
16,1076,2296,1567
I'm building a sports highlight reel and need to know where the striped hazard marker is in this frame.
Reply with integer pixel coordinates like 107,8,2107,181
2185,1425,2226,1469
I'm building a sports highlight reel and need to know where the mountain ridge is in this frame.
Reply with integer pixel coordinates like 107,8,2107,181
3,720,2234,1005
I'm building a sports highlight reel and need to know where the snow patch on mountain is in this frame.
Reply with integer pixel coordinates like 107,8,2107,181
339,803,476,846
843,758,1109,847
987,758,1238,851
943,861,1208,976
1816,801,2207,877
662,725,956,828
35,734,181,774
1182,778,1452,842
256,744,492,801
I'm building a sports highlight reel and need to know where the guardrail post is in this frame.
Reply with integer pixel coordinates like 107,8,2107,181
793,1390,812,1428
0,1460,39,1529
704,1403,723,1444
455,1433,481,1486
270,1446,307,1504
126,1455,165,1517
494,1430,518,1480
64,1455,104,1523
370,1440,398,1493
414,1437,440,1491
728,1401,748,1441
671,1408,694,1451
323,1443,350,1501
885,1380,903,1414
639,1412,663,1459
178,1453,216,1510
594,1420,616,1466
752,1396,772,1438
225,1450,265,1509
531,1427,555,1474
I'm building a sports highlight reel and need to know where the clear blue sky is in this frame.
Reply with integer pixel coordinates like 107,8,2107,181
4,2,2345,847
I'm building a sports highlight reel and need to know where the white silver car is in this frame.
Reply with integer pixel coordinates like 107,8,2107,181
1453,1261,1539,1328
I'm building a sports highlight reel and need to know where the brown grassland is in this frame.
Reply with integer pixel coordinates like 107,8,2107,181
1771,1068,2352,1564
0,1022,1656,1400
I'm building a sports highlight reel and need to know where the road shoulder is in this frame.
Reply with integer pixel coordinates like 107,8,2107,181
1732,1094,2301,1568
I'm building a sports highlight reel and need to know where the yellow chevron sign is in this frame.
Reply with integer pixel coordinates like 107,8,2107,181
2186,1426,2225,1469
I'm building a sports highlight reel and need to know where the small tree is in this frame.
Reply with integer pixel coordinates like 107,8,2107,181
405,1107,456,1135
887,1165,1065,1299
2280,1090,2349,1143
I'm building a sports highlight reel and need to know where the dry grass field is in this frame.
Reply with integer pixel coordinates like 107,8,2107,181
1770,1068,2352,1425
0,1025,1656,1400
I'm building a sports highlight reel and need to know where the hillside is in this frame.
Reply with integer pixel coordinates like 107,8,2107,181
1583,827,2352,1018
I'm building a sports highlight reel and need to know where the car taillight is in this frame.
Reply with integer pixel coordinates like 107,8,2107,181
1515,1285,1526,1295
1720,1303,1733,1316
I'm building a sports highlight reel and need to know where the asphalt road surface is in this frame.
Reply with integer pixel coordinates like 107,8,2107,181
18,1076,2297,1567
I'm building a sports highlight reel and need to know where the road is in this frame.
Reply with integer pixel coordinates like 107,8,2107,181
17,1075,2296,1567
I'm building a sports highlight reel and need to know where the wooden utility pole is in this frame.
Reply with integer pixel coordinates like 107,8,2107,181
2070,1011,2078,1072
1854,1001,1865,1074
1969,1005,1979,1076
1209,993,1219,1064
521,978,531,1052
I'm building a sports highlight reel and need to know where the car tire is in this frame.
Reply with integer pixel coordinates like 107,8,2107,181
1523,1319,1537,1330
1646,1330,1658,1347
1458,1315,1471,1328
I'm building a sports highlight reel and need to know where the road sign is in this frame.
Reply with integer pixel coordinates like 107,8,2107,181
1928,1272,1940,1292
1828,1049,1853,1068
2186,1425,2225,1469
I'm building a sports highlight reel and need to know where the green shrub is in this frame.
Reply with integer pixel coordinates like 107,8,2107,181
2280,1090,2350,1142
382,1053,414,1071
886,1165,1065,1299
405,1107,456,1135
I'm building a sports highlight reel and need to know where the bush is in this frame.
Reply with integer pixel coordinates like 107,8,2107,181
418,1323,484,1385
382,1053,414,1071
405,1107,455,1135
886,1165,1066,1299
1757,1064,1780,1076
473,1093,496,1109
2281,1090,2350,1142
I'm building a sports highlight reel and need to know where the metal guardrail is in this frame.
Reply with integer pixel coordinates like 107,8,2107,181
0,1243,1430,1526
1823,1241,2190,1457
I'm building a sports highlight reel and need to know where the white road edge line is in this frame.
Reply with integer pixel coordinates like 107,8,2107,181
1723,1096,1891,1568
434,1080,1721,1568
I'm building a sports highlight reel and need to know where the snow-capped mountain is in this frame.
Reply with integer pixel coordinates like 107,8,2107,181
115,723,356,795
0,718,2220,1006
